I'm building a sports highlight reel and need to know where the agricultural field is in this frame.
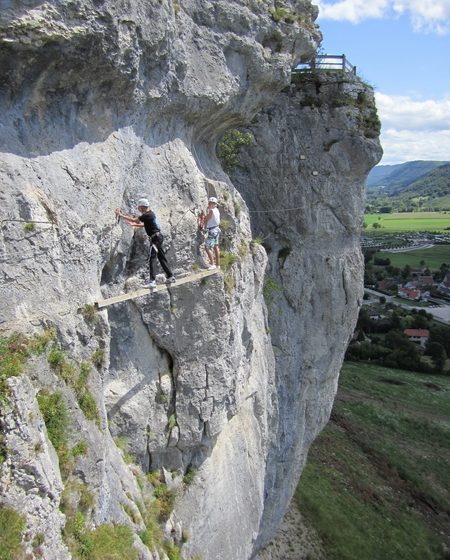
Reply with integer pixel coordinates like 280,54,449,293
375,245,450,270
365,211,450,232
295,362,450,560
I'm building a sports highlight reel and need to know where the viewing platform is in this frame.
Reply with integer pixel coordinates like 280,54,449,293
293,54,357,75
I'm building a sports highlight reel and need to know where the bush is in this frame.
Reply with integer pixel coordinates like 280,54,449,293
217,129,253,173
153,484,176,521
91,350,104,369
0,334,29,403
77,391,100,426
37,391,69,452
0,507,26,560
81,304,97,323
37,391,72,477
263,275,283,306
48,348,65,372
220,251,238,271
64,511,138,560
0,330,55,403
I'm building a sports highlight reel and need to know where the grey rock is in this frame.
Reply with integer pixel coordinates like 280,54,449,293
0,2,380,559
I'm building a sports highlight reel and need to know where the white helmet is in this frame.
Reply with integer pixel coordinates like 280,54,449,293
137,198,150,207
208,196,218,204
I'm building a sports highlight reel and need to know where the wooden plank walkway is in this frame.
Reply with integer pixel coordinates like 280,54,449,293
95,268,220,309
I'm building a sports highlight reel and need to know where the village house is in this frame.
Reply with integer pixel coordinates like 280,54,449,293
398,285,421,300
417,275,434,288
377,278,397,291
403,328,430,349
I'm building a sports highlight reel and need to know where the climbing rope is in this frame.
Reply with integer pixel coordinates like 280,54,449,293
1,219,54,225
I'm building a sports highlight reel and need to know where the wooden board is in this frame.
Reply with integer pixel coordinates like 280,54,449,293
95,268,219,309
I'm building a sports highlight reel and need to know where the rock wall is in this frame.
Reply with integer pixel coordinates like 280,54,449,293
0,2,381,559
229,72,382,552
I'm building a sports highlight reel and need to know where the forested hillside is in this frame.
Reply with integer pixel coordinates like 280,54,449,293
366,161,450,212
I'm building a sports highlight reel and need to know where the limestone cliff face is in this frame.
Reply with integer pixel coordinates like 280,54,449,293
0,2,380,559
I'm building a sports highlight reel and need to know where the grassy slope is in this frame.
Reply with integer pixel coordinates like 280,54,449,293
375,245,450,270
365,212,450,232
295,362,450,560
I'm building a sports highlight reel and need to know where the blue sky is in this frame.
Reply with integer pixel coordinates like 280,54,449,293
316,0,450,165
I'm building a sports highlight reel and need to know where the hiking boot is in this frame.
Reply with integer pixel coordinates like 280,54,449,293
166,276,176,283
207,264,216,270
143,280,157,289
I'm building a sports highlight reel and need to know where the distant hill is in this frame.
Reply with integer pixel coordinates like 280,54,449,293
366,161,450,212
366,160,448,192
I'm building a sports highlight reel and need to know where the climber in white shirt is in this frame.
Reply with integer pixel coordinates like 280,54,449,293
204,196,221,269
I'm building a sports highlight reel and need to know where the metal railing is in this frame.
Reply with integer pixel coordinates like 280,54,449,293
293,54,357,75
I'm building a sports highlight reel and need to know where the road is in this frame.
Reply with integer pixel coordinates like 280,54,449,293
363,288,450,325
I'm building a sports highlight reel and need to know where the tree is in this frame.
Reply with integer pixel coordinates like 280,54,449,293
427,342,447,373
429,326,450,355
401,264,412,280
412,314,429,329
356,308,373,333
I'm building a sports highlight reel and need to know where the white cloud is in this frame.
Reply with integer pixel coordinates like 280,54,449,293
318,0,450,33
317,0,390,22
375,92,450,164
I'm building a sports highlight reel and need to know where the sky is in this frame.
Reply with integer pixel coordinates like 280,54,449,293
315,0,450,165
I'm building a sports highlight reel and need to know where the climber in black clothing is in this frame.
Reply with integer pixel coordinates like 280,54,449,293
115,198,176,289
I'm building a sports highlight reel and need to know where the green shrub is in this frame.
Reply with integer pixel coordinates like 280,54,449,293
37,391,69,452
363,110,381,138
72,440,88,458
0,507,26,560
77,391,100,425
0,330,56,403
31,328,57,355
47,348,65,372
122,503,141,525
238,241,248,258
114,436,134,464
60,480,95,517
183,467,197,486
138,500,164,550
23,222,34,232
81,304,97,323
168,414,177,429
63,504,135,560
164,542,182,560
0,433,6,465
0,334,29,403
154,484,176,521
77,362,91,389
32,532,45,549
60,362,77,385
233,200,241,217
220,251,238,271
223,273,236,294
147,470,162,486
91,350,104,369
263,275,283,306
37,390,72,477
217,129,253,173
90,524,137,560
250,236,263,246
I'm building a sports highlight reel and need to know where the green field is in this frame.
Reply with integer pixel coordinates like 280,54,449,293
365,211,450,232
295,362,450,560
375,245,450,270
